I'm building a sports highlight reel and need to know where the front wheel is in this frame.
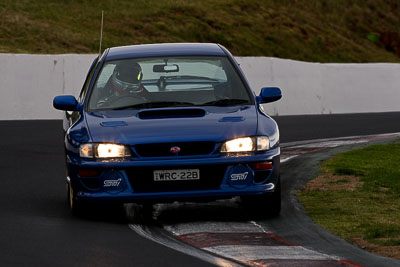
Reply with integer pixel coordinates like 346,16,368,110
241,178,281,219
67,182,87,216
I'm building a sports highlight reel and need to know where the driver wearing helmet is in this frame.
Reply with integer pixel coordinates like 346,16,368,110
97,61,147,107
111,61,144,95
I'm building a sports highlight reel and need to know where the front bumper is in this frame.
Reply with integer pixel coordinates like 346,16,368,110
67,148,280,203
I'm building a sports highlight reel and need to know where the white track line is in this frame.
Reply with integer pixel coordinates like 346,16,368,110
204,245,338,261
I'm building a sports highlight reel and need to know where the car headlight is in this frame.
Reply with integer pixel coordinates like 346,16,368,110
221,136,272,153
80,143,131,158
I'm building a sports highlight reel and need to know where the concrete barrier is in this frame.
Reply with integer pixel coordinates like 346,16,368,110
0,53,399,119
0,54,95,120
237,57,400,116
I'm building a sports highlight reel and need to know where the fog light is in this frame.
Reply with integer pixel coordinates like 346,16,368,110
249,162,273,170
78,169,101,177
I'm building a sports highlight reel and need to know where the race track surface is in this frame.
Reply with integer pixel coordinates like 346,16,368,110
0,112,399,266
0,120,214,267
274,112,400,143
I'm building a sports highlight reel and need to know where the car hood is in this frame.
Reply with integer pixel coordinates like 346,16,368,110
85,106,258,145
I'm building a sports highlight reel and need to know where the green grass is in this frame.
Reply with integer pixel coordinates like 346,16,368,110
1,0,400,62
298,141,400,258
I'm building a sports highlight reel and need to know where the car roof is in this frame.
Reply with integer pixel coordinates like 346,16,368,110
105,43,227,60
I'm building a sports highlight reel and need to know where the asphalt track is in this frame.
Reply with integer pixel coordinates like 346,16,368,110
0,112,399,266
273,112,400,143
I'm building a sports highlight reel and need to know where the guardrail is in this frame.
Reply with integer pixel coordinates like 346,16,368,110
1,53,399,119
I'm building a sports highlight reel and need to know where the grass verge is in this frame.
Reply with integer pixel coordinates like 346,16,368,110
298,141,400,259
1,0,400,62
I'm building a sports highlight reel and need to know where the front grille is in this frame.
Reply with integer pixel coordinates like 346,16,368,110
134,142,216,157
127,165,227,193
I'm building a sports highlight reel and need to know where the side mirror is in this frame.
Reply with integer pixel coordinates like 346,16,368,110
257,87,282,104
53,95,79,111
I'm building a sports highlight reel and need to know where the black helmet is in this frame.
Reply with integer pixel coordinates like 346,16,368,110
112,61,143,93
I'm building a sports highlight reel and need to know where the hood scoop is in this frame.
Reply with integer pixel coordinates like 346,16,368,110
100,121,128,127
137,108,206,120
219,116,245,122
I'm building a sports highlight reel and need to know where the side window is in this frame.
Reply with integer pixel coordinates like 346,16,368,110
78,57,98,103
95,63,116,89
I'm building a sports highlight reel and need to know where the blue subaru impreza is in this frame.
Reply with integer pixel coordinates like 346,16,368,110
53,43,282,217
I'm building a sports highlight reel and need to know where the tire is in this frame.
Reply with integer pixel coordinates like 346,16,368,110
127,203,154,224
268,178,281,217
67,182,87,216
241,178,281,219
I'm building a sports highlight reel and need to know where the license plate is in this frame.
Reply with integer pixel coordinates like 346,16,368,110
153,169,200,181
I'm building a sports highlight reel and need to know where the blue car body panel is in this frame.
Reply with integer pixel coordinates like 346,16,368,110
56,43,282,206
86,107,259,144
106,43,227,60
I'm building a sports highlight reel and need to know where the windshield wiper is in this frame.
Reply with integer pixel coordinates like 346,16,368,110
201,99,250,106
113,101,196,110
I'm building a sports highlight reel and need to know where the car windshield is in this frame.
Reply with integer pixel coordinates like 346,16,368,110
88,56,252,110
